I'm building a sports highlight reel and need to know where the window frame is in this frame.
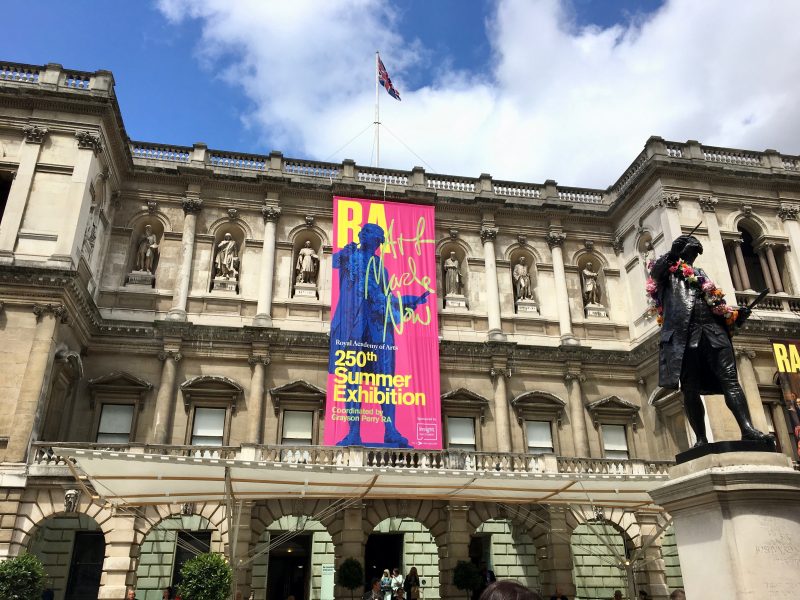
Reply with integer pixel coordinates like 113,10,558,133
511,391,565,455
95,402,137,445
445,415,478,451
600,423,631,460
187,405,229,447
441,388,490,451
524,419,555,455
280,409,316,446
88,372,152,444
180,376,243,447
270,381,326,445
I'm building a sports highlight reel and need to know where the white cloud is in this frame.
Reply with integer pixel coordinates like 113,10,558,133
157,0,800,188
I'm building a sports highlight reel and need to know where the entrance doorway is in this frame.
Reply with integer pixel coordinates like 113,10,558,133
267,534,311,600
65,531,105,600
364,533,403,586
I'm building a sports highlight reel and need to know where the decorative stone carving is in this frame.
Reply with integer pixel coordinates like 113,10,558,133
582,262,607,318
517,234,527,245
146,200,157,214
449,228,459,240
583,240,594,251
212,233,240,292
778,204,799,221
157,350,183,362
305,215,315,227
32,303,69,324
545,232,565,249
294,241,319,298
741,203,753,217
22,124,48,144
227,208,238,220
479,226,498,243
182,196,203,214
75,130,103,155
489,366,511,380
611,236,624,254
262,205,281,222
181,502,195,516
443,251,466,309
248,354,271,366
82,219,97,260
734,347,757,360
657,192,680,209
64,489,80,513
512,256,538,314
699,195,718,212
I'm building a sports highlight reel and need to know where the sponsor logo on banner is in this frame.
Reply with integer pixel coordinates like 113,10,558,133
326,196,441,449
771,340,800,457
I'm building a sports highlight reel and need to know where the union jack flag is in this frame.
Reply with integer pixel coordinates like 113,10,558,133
378,56,401,101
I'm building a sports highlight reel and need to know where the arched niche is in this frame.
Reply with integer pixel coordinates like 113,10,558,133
208,221,246,294
636,230,655,275
507,245,539,313
290,227,324,300
125,215,165,287
438,239,469,310
574,250,608,317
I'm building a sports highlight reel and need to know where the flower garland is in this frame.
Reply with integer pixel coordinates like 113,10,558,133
646,259,739,334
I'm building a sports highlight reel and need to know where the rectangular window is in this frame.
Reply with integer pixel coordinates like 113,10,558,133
602,424,629,459
191,407,226,446
525,421,553,453
96,404,134,444
282,410,314,445
447,417,476,450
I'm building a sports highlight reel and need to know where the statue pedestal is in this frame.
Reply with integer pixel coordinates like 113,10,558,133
649,451,800,599
515,298,539,314
212,278,237,294
584,303,607,318
444,293,467,310
127,270,154,287
293,282,318,299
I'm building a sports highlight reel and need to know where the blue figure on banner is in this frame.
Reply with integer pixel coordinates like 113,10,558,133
329,223,430,448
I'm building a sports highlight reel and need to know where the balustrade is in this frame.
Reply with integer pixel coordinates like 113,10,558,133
63,71,91,90
665,143,684,158
284,160,340,179
0,64,39,83
210,151,266,170
131,142,191,162
357,168,409,186
427,176,476,193
702,146,762,166
612,150,648,194
493,182,541,199
558,188,603,204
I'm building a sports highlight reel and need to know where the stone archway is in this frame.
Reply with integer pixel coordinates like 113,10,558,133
570,520,632,600
473,519,541,593
28,513,105,600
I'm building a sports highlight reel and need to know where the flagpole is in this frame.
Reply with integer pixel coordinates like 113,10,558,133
375,51,380,167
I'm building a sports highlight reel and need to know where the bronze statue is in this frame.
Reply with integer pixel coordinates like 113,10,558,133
648,234,772,446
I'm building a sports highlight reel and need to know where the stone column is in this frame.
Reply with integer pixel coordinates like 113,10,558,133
333,504,366,599
565,371,590,457
0,125,48,263
765,243,784,293
732,240,752,291
4,304,66,462
480,224,506,341
656,192,683,242
538,506,577,598
734,348,769,432
699,197,736,304
254,205,281,327
778,204,800,292
230,502,255,599
490,363,512,453
725,244,743,291
167,195,202,321
634,513,669,600
756,247,775,292
97,513,139,600
247,352,270,444
546,231,578,346
150,349,182,445
441,504,471,599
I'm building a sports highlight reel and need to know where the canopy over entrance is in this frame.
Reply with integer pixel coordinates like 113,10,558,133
56,447,666,510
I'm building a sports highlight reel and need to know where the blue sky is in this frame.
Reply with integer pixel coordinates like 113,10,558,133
3,1,799,187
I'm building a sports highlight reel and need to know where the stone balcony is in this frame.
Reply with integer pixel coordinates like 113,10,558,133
28,442,672,479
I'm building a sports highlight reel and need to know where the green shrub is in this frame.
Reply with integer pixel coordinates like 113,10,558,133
336,557,364,600
177,552,232,600
0,553,46,600
453,560,482,600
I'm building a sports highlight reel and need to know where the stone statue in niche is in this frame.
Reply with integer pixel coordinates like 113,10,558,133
294,240,320,298
443,251,467,309
513,256,538,313
212,233,239,292
128,224,159,287
295,241,319,284
582,261,607,317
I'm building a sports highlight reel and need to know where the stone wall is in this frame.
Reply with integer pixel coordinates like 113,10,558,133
571,523,628,600
373,517,440,599
475,519,540,591
660,527,683,592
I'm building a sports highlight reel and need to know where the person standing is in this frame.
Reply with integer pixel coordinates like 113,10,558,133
402,567,420,599
392,567,405,598
381,569,393,600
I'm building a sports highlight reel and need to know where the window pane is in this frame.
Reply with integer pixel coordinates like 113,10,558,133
526,421,553,453
192,408,225,445
282,411,313,444
602,425,628,458
97,404,134,442
447,417,476,450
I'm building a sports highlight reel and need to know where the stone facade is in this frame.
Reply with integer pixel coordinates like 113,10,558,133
1,61,799,600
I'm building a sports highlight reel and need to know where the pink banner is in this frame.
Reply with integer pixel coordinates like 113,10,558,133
325,196,441,449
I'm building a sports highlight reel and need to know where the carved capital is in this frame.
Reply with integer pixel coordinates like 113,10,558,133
158,350,183,362
778,204,799,222
182,197,203,214
611,236,624,254
249,354,271,366
479,226,498,244
735,347,757,360
22,125,48,144
262,205,282,223
656,192,680,209
489,366,511,380
698,195,718,212
32,303,69,324
545,232,565,249
146,200,158,215
227,208,239,220
564,371,586,384
75,130,103,155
